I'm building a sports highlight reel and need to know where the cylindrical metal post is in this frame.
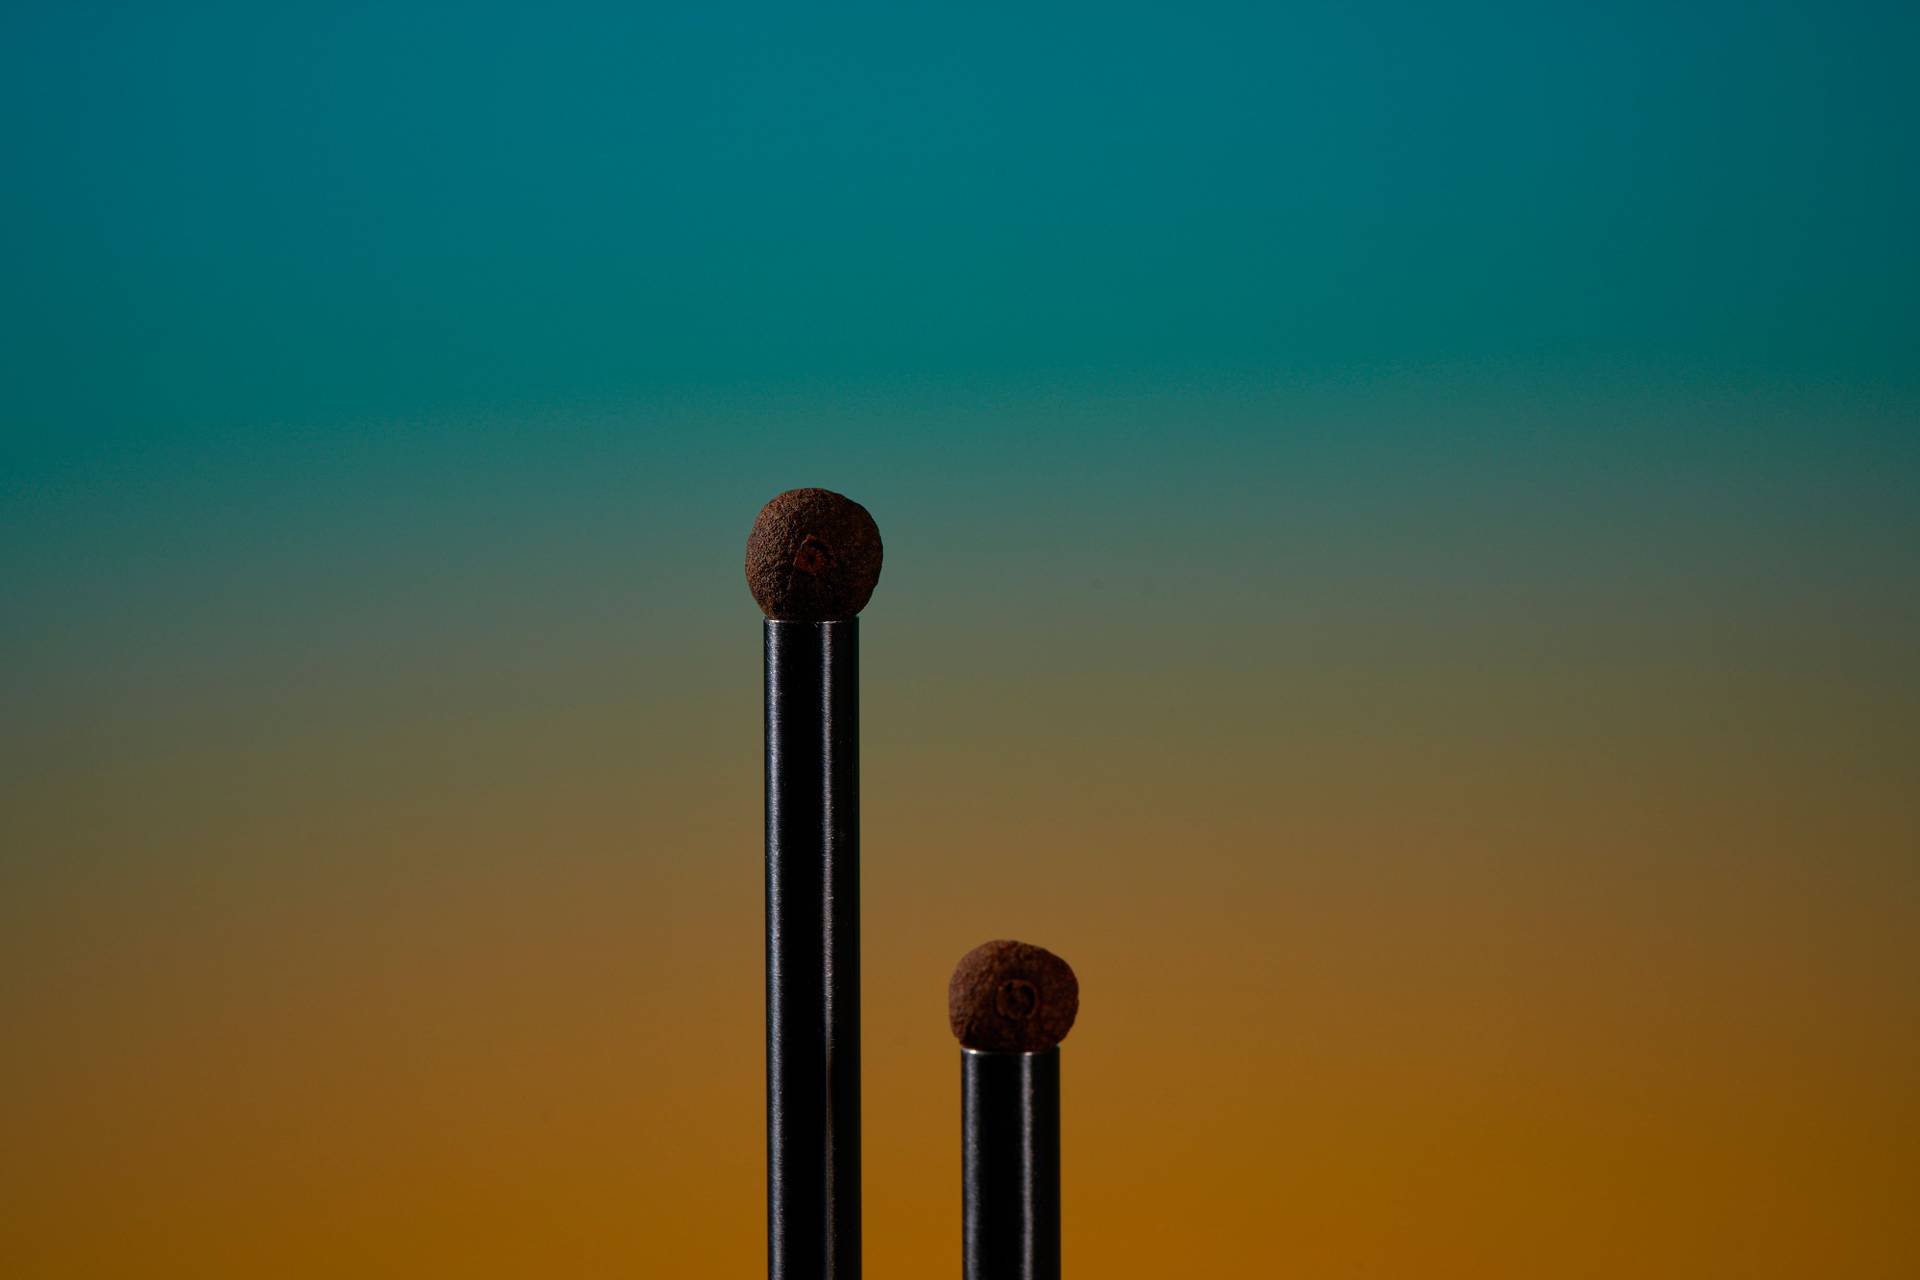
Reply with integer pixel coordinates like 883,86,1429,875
962,1048,1060,1280
766,618,861,1280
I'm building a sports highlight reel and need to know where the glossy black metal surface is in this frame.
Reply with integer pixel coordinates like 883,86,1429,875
766,620,860,1280
962,1048,1060,1280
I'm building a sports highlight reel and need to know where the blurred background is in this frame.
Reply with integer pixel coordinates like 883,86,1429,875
3,2,1916,1275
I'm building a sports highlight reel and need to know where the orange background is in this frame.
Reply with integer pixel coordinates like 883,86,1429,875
5,381,1916,1276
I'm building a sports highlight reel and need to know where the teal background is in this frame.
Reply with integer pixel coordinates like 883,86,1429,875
8,2,1917,427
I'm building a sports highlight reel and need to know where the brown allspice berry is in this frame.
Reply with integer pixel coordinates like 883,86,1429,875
948,939,1079,1053
745,488,884,620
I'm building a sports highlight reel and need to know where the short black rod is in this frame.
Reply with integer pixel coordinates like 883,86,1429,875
766,619,861,1280
962,1048,1061,1280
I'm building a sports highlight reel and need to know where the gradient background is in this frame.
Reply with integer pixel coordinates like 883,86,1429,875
4,2,1917,1275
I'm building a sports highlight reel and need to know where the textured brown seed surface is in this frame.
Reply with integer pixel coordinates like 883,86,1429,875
948,939,1079,1053
745,488,884,620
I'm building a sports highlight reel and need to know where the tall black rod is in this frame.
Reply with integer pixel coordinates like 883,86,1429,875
962,1048,1061,1280
766,618,860,1280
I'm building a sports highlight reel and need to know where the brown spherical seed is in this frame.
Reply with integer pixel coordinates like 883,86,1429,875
745,488,884,620
948,940,1079,1053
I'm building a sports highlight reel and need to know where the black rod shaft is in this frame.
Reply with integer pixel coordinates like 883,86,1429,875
962,1048,1060,1280
766,619,860,1280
